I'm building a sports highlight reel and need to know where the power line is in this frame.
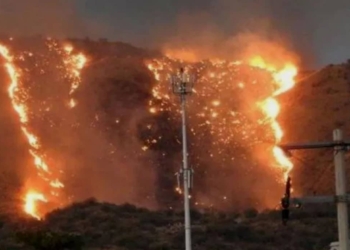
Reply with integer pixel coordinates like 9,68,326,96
292,154,333,194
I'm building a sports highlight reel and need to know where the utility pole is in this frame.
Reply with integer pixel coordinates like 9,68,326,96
170,67,195,250
279,129,350,250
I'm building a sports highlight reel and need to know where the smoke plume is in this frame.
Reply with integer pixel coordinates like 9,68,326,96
0,0,110,39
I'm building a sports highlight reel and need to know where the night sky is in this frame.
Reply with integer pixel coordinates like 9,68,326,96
0,0,349,67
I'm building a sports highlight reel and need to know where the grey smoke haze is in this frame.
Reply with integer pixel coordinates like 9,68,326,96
0,0,108,39
0,0,349,67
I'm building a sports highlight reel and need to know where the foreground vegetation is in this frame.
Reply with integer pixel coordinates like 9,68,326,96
0,199,339,250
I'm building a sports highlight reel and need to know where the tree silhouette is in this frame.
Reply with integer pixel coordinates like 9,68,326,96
16,229,83,250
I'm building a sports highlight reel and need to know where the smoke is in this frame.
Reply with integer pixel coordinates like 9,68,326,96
67,56,158,208
0,0,109,39
150,0,350,68
1,0,348,67
159,8,300,67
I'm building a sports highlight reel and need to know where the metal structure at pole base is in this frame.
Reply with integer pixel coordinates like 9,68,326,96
333,130,350,250
171,67,195,250
278,129,350,250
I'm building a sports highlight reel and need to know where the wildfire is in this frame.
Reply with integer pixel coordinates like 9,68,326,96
146,53,297,187
0,40,86,219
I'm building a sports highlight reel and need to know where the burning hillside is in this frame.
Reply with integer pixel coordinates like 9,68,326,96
0,37,159,220
145,55,297,209
0,37,298,219
0,38,87,219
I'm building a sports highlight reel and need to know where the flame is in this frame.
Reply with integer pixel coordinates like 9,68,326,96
250,56,297,180
0,44,51,219
250,56,297,96
24,192,47,220
0,41,86,219
63,44,87,108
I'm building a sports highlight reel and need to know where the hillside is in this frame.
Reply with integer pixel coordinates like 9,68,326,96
280,61,350,195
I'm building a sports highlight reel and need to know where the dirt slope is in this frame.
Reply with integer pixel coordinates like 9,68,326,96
279,61,350,195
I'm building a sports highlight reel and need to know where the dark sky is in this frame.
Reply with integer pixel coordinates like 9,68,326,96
0,0,350,67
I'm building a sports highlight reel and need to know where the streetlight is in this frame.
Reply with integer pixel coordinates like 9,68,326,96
170,67,195,250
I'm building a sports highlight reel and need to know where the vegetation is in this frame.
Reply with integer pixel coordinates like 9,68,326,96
16,230,83,250
0,199,340,250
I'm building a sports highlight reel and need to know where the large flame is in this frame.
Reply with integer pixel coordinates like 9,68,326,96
249,56,297,180
0,44,49,219
0,41,86,219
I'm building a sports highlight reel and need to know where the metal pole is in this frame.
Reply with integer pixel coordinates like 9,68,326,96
181,94,192,250
333,129,349,250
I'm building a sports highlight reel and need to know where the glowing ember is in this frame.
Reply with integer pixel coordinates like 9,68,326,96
63,44,87,108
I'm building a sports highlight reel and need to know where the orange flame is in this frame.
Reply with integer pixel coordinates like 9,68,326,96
24,192,47,220
63,44,87,108
0,44,55,219
250,56,298,180
0,42,84,219
0,44,48,219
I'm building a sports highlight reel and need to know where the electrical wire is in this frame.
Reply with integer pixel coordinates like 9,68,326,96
291,153,333,195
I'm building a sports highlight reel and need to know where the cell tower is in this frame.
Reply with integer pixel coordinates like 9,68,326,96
170,67,195,250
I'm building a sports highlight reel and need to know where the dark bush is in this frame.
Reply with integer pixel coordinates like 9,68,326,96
244,208,258,219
